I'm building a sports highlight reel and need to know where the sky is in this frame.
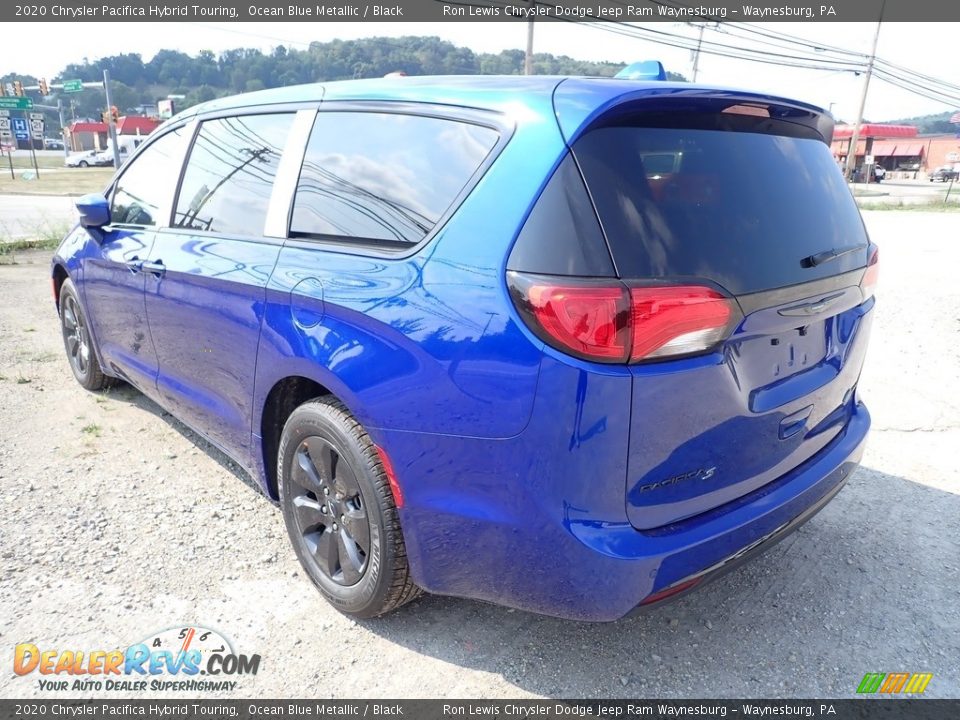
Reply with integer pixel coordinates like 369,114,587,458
4,21,959,122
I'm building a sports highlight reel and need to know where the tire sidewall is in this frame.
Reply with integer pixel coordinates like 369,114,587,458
277,404,393,617
59,280,94,388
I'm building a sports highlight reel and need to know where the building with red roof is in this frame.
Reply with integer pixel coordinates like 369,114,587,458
66,116,161,152
830,123,960,179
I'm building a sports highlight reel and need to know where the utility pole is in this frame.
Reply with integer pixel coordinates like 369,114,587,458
57,98,69,159
102,69,120,169
691,23,706,82
524,16,535,76
843,4,885,182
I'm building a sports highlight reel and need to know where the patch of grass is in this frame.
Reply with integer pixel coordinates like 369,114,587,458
0,167,113,196
6,154,85,170
0,213,69,263
80,423,102,437
858,199,960,212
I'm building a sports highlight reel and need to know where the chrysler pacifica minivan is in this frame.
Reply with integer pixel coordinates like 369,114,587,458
52,76,876,620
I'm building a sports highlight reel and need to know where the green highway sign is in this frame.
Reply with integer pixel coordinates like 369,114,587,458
0,97,33,110
62,79,83,93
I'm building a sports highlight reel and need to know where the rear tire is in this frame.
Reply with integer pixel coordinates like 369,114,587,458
58,278,114,391
78,161,88,168
278,396,421,618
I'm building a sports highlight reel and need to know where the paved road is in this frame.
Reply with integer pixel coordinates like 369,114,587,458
852,178,959,205
0,212,957,700
0,194,77,242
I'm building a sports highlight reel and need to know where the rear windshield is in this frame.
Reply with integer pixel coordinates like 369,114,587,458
573,123,869,295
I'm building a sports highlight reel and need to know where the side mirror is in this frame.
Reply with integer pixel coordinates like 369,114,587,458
76,193,110,229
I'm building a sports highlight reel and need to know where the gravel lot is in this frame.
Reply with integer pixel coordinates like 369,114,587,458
0,210,957,699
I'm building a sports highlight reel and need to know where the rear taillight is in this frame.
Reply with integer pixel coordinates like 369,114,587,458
861,247,879,300
509,272,738,363
526,284,630,360
629,286,733,361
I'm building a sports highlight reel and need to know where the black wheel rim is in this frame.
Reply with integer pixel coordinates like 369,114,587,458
62,295,90,378
290,437,370,586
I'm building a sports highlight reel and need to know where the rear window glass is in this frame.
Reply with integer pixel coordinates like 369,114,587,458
291,112,499,245
174,113,294,236
574,124,869,295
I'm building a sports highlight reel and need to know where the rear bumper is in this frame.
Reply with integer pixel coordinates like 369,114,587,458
390,400,869,621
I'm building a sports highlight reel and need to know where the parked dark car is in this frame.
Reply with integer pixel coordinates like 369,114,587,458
929,165,959,182
51,76,877,621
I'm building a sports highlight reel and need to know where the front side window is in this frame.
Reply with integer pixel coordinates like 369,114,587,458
291,112,499,245
110,127,185,227
173,114,294,236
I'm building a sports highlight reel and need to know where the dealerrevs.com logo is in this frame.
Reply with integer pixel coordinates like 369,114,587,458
14,625,261,693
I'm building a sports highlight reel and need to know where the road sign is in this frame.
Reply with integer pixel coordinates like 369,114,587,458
0,97,33,110
62,79,83,93
0,118,10,132
29,112,43,120
948,152,960,162
0,109,9,117
12,117,28,140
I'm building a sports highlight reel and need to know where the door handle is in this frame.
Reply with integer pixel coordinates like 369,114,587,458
125,256,142,274
141,260,166,277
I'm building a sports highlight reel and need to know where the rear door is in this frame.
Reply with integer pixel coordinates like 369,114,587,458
572,107,876,530
144,111,302,463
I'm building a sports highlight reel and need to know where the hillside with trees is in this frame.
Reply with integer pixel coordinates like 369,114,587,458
1,36,685,133
885,111,959,135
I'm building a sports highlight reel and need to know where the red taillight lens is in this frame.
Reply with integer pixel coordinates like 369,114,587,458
861,247,879,299
526,284,630,360
509,273,737,364
629,286,733,361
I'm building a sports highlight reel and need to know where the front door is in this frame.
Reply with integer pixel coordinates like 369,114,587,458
81,126,189,396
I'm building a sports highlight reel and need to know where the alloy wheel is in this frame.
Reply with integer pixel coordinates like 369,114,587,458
289,436,370,586
62,295,91,378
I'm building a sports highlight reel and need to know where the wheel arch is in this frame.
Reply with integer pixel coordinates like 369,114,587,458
52,263,69,309
259,373,365,501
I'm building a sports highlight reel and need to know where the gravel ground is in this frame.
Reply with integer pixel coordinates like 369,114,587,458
0,210,957,699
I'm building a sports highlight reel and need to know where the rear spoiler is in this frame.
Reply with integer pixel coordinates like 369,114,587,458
553,80,834,145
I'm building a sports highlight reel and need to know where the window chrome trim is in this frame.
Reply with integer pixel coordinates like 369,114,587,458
264,108,317,240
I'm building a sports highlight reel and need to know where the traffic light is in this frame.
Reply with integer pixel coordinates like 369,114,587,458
39,78,49,96
14,81,24,97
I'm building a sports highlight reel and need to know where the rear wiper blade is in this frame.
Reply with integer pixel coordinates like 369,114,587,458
800,243,867,268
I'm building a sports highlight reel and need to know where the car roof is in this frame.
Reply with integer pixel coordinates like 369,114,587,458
170,75,831,143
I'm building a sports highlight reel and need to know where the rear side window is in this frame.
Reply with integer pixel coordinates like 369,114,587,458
174,114,294,236
291,112,499,245
111,127,184,227
506,154,615,277
574,123,869,295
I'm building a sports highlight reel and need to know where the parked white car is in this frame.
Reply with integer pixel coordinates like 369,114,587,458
64,150,102,168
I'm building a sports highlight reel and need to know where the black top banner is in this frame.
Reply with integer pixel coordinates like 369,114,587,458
4,0,960,22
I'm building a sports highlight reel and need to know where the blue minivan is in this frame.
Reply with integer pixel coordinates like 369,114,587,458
52,76,876,621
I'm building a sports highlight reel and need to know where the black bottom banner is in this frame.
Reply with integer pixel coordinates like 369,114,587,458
1,700,953,720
